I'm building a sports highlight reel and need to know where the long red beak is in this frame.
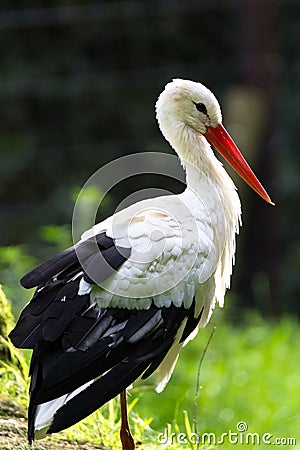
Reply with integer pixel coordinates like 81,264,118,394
205,124,274,205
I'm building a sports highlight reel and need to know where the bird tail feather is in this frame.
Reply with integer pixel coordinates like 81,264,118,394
30,359,149,441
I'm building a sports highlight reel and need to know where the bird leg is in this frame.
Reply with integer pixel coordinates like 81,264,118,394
120,389,135,450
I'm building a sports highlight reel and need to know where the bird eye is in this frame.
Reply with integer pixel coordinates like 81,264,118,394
194,102,207,114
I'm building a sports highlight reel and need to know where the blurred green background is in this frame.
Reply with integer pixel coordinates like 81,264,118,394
1,0,299,315
0,0,300,446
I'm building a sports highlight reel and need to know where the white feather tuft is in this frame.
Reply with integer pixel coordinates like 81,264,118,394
34,380,94,440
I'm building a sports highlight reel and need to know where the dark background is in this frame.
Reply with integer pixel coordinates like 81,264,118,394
0,0,299,315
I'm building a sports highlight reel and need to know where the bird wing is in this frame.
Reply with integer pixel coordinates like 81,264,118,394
9,195,214,440
9,232,131,349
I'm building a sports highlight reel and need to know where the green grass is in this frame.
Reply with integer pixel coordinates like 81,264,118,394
2,311,300,449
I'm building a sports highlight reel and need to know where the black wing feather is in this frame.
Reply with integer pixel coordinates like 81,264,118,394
33,301,193,436
9,229,201,442
8,282,63,348
20,232,128,289
20,247,78,289
49,359,150,433
30,303,187,405
10,232,130,349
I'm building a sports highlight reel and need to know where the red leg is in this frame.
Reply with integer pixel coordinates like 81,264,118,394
120,389,135,450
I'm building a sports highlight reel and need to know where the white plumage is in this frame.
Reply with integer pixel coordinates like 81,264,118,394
9,79,272,447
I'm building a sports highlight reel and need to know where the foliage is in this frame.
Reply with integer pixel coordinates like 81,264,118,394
39,224,72,253
0,223,74,316
0,286,15,364
0,285,15,338
0,286,28,391
0,246,36,316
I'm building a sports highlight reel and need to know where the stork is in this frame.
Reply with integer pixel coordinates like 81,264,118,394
9,79,273,450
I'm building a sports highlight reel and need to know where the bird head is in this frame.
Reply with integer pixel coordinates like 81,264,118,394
156,79,273,205
156,78,221,135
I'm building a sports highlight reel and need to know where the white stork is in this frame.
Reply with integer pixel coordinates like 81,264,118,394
9,79,273,450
